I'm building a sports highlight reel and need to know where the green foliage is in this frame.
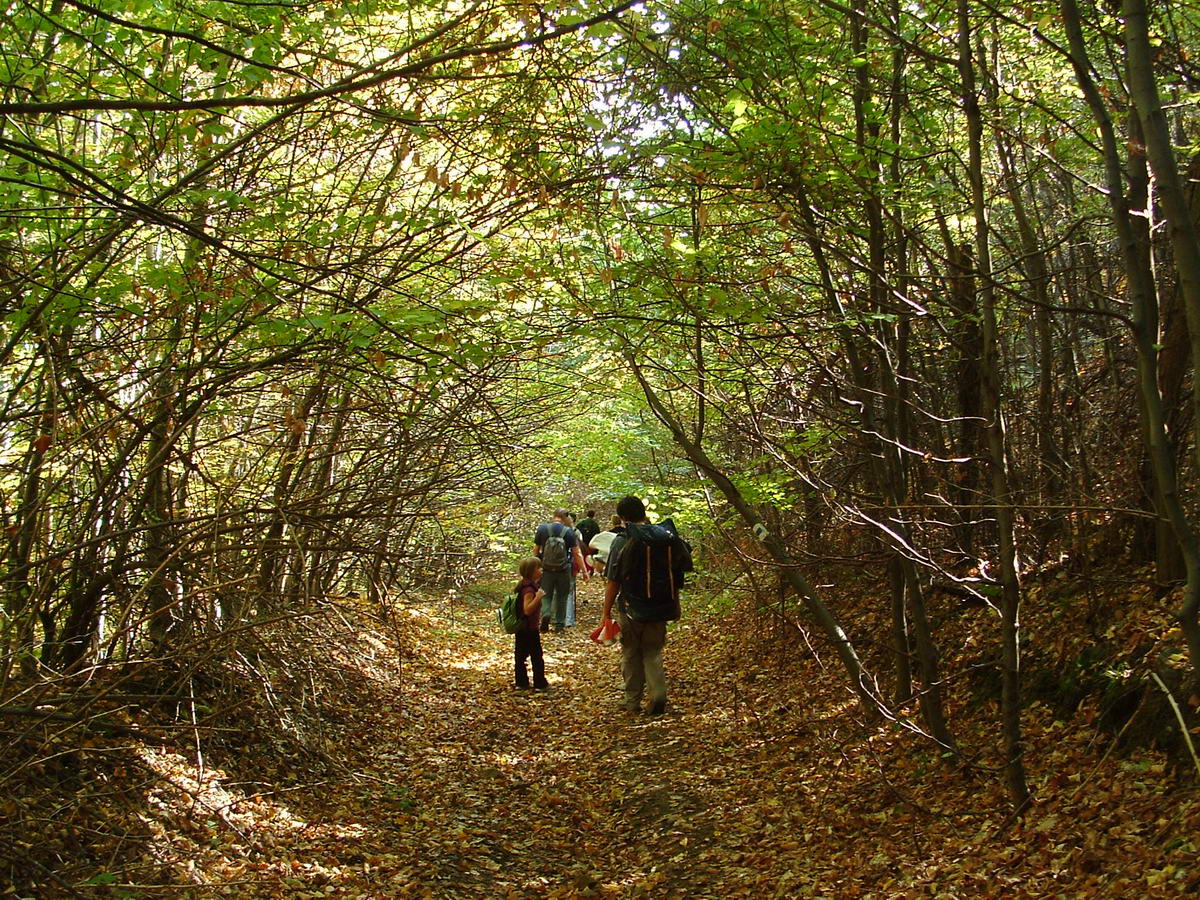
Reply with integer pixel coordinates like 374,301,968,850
2,0,1198,704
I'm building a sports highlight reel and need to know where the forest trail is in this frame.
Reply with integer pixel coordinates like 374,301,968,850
216,573,868,900
329,578,765,899
177,579,1198,900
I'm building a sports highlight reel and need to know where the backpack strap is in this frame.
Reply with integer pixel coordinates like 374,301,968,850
644,543,651,597
667,544,674,595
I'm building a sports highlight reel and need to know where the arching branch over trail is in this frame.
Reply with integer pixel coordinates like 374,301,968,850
627,355,883,722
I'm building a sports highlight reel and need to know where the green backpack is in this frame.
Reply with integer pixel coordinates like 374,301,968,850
496,588,521,634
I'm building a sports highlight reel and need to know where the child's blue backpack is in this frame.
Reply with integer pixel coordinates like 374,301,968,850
496,588,521,634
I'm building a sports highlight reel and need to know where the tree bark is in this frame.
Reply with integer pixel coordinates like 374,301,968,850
1123,0,1200,682
958,0,1030,808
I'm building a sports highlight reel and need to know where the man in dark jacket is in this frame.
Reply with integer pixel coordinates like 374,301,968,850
576,509,600,574
600,495,690,716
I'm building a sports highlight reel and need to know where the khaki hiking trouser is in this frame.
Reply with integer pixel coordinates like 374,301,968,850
617,610,667,711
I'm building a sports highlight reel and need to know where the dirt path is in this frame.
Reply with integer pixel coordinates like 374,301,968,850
158,578,814,899
351,578,740,899
119,579,1198,898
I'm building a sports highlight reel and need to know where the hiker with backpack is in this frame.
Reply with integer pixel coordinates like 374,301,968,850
513,557,550,691
565,514,585,626
586,516,624,570
576,509,601,574
601,495,693,716
534,508,588,633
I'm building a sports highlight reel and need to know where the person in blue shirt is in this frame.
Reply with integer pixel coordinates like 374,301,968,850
533,508,588,632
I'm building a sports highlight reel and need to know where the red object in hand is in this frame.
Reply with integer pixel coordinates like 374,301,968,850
590,619,620,645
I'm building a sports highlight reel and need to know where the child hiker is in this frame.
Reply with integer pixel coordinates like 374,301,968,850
515,557,550,691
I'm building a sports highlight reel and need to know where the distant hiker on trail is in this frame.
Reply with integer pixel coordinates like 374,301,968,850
576,509,601,574
588,515,624,569
601,495,693,716
564,514,581,627
514,557,549,691
534,508,587,633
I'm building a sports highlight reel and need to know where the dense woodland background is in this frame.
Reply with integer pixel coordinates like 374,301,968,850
2,0,1200,895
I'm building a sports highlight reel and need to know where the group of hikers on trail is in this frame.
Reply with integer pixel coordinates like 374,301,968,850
509,495,693,717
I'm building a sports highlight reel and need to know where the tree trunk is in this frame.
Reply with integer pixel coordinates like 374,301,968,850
888,555,913,704
942,234,985,559
143,363,182,649
2,369,54,679
1132,117,1187,584
257,378,327,601
959,0,1030,808
1123,1,1200,679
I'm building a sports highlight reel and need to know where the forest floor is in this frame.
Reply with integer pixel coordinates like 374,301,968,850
9,575,1200,898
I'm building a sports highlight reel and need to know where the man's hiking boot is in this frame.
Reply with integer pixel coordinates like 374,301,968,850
646,700,666,716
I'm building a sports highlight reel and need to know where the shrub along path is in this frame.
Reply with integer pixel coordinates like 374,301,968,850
74,576,1198,898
